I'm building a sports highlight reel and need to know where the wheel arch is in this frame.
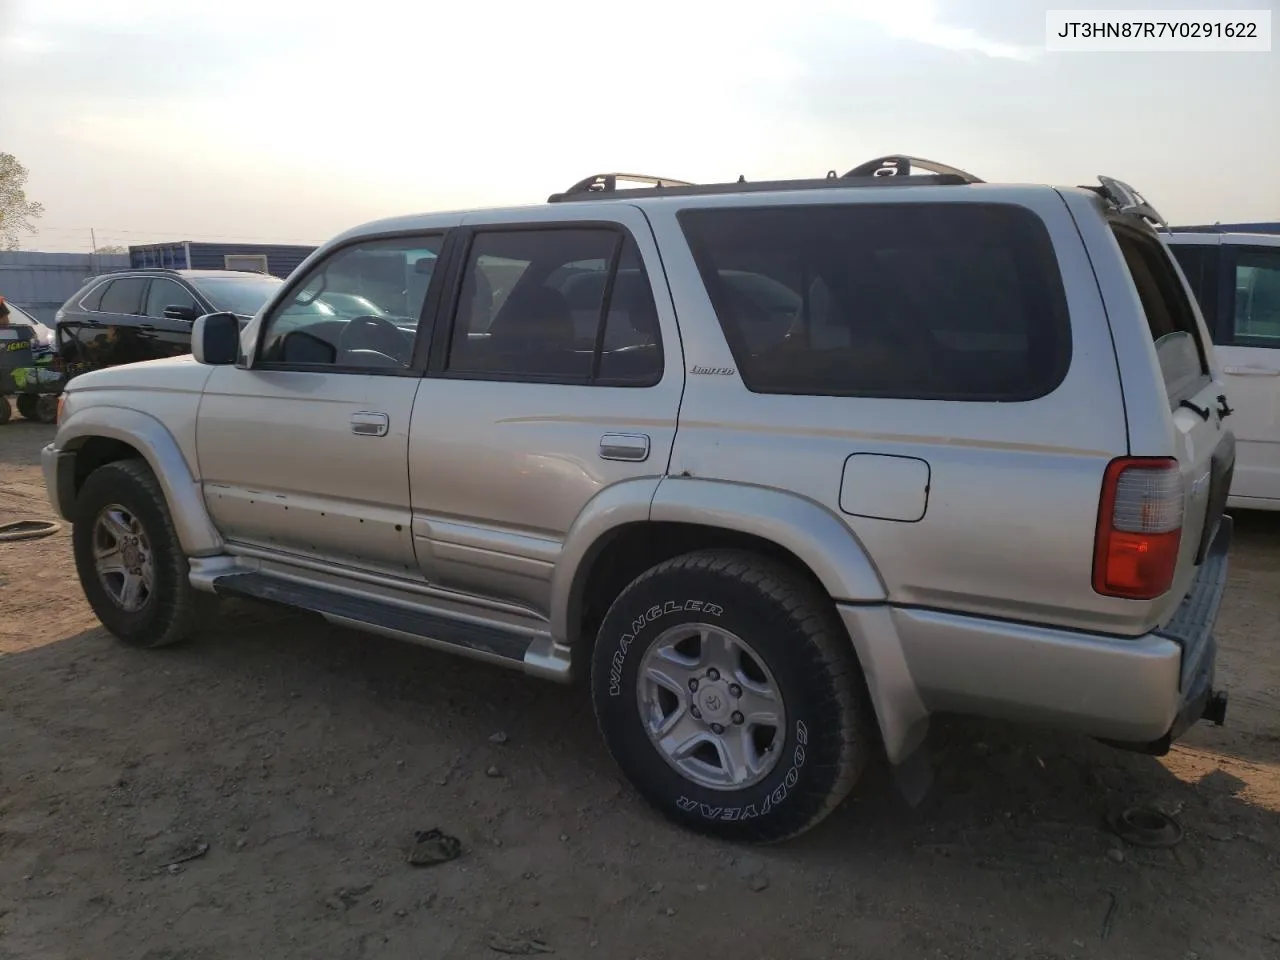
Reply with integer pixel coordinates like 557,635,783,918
57,408,223,555
552,477,886,649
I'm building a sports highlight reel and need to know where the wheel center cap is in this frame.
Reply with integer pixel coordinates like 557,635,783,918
122,542,141,568
696,681,733,722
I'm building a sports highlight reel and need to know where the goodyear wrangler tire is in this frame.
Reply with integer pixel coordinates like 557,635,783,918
590,549,873,843
72,459,211,649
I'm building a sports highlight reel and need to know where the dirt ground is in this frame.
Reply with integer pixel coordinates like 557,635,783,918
1,417,1278,960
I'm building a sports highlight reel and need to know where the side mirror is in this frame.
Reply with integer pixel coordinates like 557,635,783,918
164,304,199,322
192,312,240,365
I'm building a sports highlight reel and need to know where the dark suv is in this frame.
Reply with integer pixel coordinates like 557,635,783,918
54,269,285,371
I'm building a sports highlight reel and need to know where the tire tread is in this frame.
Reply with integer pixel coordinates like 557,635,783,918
74,458,210,648
592,547,873,843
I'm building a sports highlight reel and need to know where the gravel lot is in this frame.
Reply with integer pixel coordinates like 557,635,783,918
2,417,1278,960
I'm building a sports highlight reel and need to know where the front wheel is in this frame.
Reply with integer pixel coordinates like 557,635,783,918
16,394,39,421
590,550,875,843
72,459,210,648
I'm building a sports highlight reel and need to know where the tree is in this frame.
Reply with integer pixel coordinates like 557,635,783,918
0,153,44,250
95,244,127,254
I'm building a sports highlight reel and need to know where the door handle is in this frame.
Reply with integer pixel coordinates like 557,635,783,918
599,433,650,462
351,411,389,437
1223,365,1279,376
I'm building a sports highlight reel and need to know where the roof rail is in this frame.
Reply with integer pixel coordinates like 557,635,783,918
842,155,985,183
547,155,981,204
1085,175,1168,229
548,172,695,203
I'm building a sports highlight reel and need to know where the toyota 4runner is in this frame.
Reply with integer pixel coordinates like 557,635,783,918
42,156,1236,843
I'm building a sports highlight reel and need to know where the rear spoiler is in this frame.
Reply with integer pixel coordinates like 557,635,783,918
1084,175,1168,230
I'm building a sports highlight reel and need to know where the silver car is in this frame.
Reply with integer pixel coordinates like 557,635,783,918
41,157,1236,842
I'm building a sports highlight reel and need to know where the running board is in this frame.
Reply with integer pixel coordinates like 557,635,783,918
211,572,572,681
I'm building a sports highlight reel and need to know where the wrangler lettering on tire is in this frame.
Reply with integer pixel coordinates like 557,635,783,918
590,549,874,843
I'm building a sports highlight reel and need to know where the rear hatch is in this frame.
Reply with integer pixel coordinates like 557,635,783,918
1105,210,1234,626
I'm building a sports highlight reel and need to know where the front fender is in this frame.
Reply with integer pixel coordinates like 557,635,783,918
650,478,887,603
56,405,224,556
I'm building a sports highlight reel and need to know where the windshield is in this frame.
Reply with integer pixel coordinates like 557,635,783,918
192,275,285,316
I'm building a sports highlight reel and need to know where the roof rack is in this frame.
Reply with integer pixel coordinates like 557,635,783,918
841,155,985,183
547,155,982,203
1084,175,1168,229
548,173,695,203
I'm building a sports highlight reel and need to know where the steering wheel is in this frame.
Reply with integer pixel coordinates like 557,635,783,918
339,315,411,365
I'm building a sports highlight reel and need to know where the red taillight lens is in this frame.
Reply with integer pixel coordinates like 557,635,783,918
1093,457,1183,600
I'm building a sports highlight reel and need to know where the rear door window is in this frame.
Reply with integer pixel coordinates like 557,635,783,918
445,228,662,385
678,202,1072,401
97,277,147,316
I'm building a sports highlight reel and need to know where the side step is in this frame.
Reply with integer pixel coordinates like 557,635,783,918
211,572,571,680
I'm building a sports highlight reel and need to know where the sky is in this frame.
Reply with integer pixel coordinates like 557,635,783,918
1,0,1277,253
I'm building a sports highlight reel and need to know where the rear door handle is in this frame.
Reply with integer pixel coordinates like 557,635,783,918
1223,365,1279,376
599,433,650,462
351,411,389,437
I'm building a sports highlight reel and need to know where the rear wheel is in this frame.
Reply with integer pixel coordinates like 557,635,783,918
590,549,874,843
72,459,210,648
0,398,11,425
16,395,38,420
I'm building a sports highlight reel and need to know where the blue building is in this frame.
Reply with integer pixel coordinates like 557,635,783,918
1172,222,1280,235
128,241,317,279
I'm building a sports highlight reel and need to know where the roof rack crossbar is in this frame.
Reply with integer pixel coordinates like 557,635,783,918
842,155,985,184
549,172,695,203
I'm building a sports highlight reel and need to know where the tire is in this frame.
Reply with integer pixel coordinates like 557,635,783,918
0,398,10,425
16,394,38,421
71,459,210,648
590,549,874,843
34,395,59,424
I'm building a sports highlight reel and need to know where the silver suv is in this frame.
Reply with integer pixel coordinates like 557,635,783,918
42,156,1236,842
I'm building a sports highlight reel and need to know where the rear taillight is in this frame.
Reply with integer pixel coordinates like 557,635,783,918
1093,457,1183,600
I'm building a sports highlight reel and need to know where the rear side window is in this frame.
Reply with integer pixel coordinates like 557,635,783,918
1169,243,1222,338
97,277,146,316
79,280,109,312
679,203,1071,401
1228,246,1280,344
446,228,662,386
1111,224,1210,402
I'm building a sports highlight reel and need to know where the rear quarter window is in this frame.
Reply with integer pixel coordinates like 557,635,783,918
78,280,108,312
1111,223,1212,404
678,202,1072,401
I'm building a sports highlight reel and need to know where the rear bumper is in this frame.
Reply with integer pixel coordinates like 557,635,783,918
839,518,1233,763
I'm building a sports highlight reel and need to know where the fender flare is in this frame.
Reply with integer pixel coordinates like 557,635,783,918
57,405,224,556
550,477,661,644
551,476,886,644
649,478,886,602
